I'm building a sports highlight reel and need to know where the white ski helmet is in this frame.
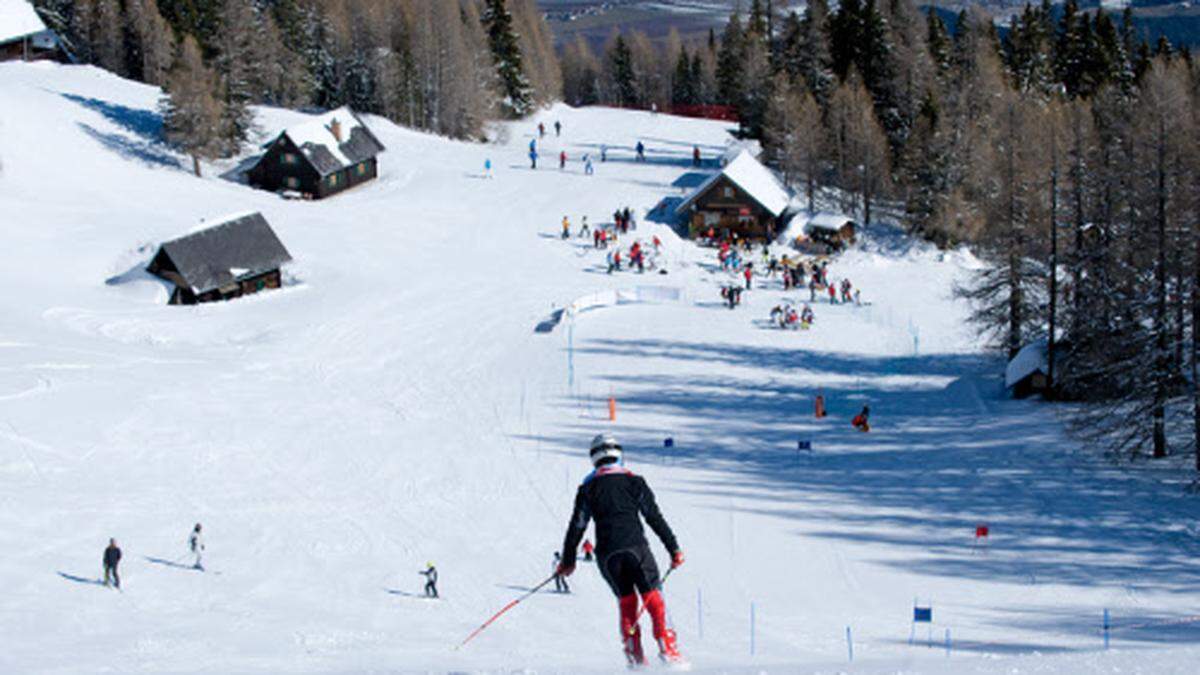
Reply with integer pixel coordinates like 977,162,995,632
589,433,623,466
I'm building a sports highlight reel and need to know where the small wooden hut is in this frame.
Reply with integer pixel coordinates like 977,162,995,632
147,212,293,305
0,0,61,62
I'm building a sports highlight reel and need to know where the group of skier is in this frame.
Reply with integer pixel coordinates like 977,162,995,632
97,523,205,590
770,302,815,330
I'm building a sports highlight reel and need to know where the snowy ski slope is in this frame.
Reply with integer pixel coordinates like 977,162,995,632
2,62,1200,673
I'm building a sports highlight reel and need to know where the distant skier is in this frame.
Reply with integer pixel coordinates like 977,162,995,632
556,434,685,666
582,539,595,562
601,144,608,162
553,552,571,593
559,150,567,170
420,562,439,598
584,155,594,175
103,538,122,589
529,148,538,170
562,216,571,240
852,405,871,432
579,216,590,238
483,158,493,179
692,145,701,167
188,523,205,570
635,141,645,162
814,394,827,418
554,120,562,136
538,122,546,138
743,264,753,290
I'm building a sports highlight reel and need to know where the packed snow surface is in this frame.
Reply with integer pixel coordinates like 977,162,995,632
3,62,1200,674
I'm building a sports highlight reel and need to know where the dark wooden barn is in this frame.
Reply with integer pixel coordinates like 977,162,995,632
247,107,385,200
0,0,62,62
147,212,293,306
794,213,858,253
675,150,791,241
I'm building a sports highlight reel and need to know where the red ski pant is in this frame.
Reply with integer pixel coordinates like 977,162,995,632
619,589,668,639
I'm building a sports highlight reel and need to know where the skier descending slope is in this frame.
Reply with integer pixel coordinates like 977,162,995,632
556,434,686,667
420,562,439,598
188,523,205,570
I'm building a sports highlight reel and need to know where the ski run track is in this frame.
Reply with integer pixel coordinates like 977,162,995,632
2,62,1200,674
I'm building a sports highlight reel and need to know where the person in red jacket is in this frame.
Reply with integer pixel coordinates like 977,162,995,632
559,150,567,170
557,435,685,666
582,539,595,562
743,264,753,290
852,405,871,432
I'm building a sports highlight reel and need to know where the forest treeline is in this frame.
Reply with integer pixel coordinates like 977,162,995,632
33,0,560,158
574,0,1200,468
32,0,1200,469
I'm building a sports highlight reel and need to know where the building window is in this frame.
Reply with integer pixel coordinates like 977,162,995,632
703,212,720,226
282,152,299,165
356,163,367,177
723,186,734,198
285,177,300,189
328,173,340,187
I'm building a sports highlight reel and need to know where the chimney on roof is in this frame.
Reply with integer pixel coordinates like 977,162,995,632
329,118,343,143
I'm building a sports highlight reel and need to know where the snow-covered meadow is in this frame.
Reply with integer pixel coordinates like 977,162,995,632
2,62,1200,673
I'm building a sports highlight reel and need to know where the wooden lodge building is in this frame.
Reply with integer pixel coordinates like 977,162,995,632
0,0,62,62
796,213,858,253
147,212,293,305
247,107,385,200
675,150,791,241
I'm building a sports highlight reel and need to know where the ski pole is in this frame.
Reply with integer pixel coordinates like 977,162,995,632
455,574,557,650
627,565,677,635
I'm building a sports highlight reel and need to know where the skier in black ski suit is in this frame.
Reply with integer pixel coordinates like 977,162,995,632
103,538,122,588
420,562,438,598
553,551,571,593
556,434,685,666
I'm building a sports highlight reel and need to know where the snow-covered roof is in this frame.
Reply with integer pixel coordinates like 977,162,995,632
270,107,385,177
805,212,855,233
676,150,791,218
0,0,46,43
151,212,293,294
1005,340,1048,388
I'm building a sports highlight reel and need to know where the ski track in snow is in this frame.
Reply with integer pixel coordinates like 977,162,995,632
3,62,1200,673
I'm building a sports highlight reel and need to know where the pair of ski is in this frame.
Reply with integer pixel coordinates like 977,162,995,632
457,564,690,670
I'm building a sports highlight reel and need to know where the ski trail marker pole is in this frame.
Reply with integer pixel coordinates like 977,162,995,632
455,574,556,650
628,566,676,634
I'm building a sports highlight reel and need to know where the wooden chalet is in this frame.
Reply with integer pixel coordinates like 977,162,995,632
0,0,61,62
795,213,857,253
675,150,791,241
247,107,385,200
147,212,293,305
1006,340,1050,399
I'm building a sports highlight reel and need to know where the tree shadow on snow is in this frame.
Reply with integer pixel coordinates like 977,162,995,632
77,123,181,169
517,336,1200,611
61,93,163,139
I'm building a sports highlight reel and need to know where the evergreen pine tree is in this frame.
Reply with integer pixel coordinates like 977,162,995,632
797,0,835,104
481,0,533,117
608,35,637,108
716,12,746,108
